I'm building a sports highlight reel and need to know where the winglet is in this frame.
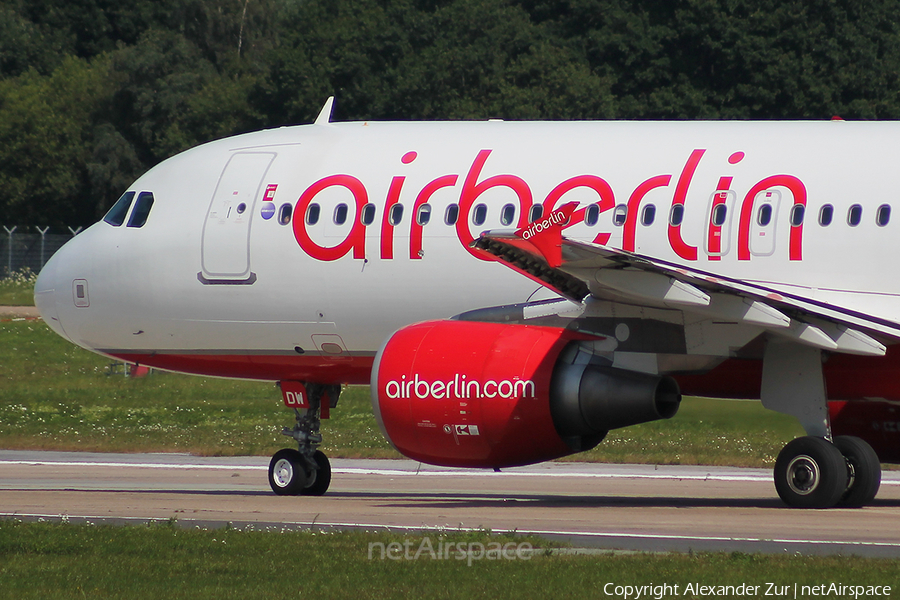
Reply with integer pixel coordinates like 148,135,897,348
315,96,335,125
515,202,579,268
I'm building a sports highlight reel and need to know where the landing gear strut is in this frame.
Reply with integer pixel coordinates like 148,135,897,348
268,383,339,496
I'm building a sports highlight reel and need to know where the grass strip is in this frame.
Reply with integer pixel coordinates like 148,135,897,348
0,521,898,600
0,270,36,306
2,318,802,465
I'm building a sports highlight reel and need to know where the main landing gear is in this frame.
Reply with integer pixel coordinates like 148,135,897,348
774,434,881,508
268,383,340,496
763,341,881,508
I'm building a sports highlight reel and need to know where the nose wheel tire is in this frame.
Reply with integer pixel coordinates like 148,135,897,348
268,449,332,496
269,449,308,496
300,450,332,496
834,435,881,508
774,436,848,508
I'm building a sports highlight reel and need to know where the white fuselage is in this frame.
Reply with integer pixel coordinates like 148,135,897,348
35,120,900,383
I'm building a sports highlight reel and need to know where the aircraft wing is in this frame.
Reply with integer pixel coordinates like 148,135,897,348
472,206,895,357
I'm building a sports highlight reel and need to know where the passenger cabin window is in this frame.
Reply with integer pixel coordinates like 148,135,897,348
103,191,135,226
877,204,891,227
789,204,805,227
306,203,320,225
388,203,404,226
613,204,627,226
445,204,459,225
757,204,772,226
585,204,600,226
641,204,656,226
500,203,516,226
711,204,727,227
848,204,863,227
127,192,154,228
416,204,432,226
472,204,487,226
278,203,293,225
333,203,348,225
529,204,544,223
819,204,834,226
669,204,684,226
361,203,376,225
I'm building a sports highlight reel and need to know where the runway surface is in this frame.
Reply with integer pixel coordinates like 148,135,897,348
0,306,40,318
2,450,900,557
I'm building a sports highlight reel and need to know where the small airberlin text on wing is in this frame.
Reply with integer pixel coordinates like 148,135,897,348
385,374,536,400
519,208,568,240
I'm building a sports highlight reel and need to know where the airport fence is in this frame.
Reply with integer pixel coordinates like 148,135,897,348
0,226,82,277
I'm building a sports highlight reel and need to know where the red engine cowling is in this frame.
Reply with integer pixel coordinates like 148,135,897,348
371,320,681,468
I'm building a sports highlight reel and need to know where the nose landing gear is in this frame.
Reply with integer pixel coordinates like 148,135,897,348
268,383,339,496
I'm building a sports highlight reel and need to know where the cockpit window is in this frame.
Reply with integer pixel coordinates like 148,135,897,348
103,191,135,226
127,192,154,228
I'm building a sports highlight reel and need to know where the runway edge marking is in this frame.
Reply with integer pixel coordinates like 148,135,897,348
2,459,898,485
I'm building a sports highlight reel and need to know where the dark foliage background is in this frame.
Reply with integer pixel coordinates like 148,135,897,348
2,0,898,230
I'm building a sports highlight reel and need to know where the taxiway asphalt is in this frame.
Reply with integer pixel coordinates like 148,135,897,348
2,450,900,556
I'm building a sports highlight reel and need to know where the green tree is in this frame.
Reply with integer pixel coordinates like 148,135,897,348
260,0,613,123
517,0,900,119
392,0,613,119
6,0,900,230
0,56,114,228
90,29,264,214
0,5,61,77
105,29,218,164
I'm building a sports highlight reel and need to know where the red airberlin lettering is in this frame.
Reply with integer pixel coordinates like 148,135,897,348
457,149,533,259
667,149,704,261
293,175,367,260
380,175,406,260
706,176,733,261
738,175,807,261
410,174,458,259
623,175,671,252
291,148,807,263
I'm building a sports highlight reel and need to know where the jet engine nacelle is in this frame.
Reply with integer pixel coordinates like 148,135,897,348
371,320,681,468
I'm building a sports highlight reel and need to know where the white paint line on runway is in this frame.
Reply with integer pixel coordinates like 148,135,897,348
0,460,768,481
0,460,264,471
3,458,898,485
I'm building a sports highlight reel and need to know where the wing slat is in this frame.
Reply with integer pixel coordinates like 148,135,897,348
474,231,894,356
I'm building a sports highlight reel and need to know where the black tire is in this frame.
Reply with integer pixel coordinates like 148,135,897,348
301,450,332,496
268,449,308,496
834,436,881,508
774,436,847,508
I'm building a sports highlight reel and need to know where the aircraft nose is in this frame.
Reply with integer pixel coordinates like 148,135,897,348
34,250,70,341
